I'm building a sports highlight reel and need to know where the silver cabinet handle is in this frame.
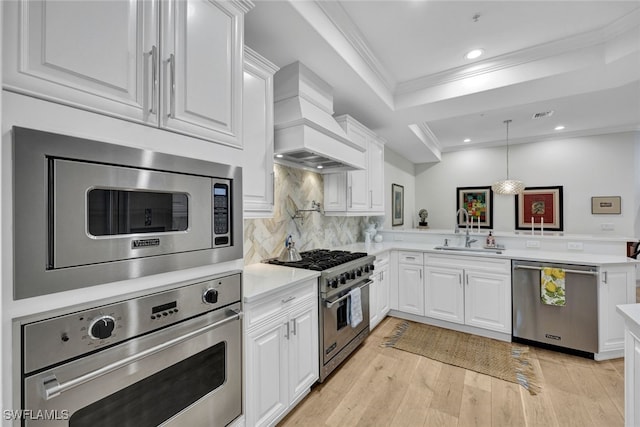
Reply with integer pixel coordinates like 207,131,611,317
325,280,372,308
169,53,176,118
270,171,275,206
150,45,158,114
349,186,353,208
514,264,598,276
369,190,373,208
291,319,297,336
285,321,290,339
405,256,416,261
419,269,422,279
281,296,296,304
41,309,242,400
459,273,462,285
602,271,608,284
466,274,469,286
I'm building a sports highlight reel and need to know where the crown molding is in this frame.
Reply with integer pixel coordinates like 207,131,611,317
409,123,442,161
397,8,640,96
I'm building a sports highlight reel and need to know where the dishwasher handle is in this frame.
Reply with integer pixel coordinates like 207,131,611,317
513,264,598,276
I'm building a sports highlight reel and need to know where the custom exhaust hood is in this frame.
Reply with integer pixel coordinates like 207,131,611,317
273,62,365,173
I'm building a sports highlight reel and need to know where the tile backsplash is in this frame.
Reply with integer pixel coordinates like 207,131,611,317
243,164,382,264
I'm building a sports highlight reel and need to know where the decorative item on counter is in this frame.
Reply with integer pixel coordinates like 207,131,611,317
364,223,377,243
374,233,383,243
417,209,429,229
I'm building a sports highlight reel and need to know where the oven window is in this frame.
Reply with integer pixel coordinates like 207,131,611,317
69,342,226,427
87,190,188,236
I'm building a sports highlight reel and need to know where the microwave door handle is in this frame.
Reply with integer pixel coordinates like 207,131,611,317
41,308,242,400
325,280,372,309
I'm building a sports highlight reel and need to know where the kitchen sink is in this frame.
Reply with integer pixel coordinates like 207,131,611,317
433,246,503,254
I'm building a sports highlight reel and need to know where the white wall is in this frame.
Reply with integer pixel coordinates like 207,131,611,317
384,146,416,230
414,132,638,237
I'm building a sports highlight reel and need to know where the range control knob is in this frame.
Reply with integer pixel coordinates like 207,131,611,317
339,274,347,285
203,288,219,304
349,270,356,280
364,265,370,273
356,268,362,277
89,315,116,340
369,264,375,271
328,278,338,288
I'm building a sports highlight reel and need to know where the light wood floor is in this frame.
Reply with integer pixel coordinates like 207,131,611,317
278,316,626,427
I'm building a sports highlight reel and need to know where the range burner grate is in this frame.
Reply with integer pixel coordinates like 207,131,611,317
265,249,368,271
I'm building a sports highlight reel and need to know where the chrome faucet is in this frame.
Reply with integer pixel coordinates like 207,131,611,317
455,208,477,247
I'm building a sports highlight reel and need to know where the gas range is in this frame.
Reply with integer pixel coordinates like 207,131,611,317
264,249,375,298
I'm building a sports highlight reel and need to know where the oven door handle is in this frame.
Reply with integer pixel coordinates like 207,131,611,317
325,280,372,309
41,308,243,401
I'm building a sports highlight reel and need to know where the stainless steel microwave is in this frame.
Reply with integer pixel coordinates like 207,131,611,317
12,127,242,299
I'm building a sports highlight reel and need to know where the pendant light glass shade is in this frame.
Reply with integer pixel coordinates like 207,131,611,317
492,119,524,195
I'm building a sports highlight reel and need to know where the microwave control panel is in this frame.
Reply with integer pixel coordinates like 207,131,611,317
213,182,230,246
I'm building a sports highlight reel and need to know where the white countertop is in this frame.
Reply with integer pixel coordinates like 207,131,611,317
334,242,638,266
243,263,320,303
617,304,640,337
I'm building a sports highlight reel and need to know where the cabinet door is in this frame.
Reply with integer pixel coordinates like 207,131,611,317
599,267,635,353
465,271,511,333
161,0,243,146
398,264,424,316
348,169,369,211
323,173,347,212
424,266,464,324
3,0,156,122
246,319,289,427
243,48,278,217
378,265,390,317
369,273,380,330
368,137,385,213
288,301,319,404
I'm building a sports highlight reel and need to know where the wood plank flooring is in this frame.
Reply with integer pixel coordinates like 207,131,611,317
278,316,627,427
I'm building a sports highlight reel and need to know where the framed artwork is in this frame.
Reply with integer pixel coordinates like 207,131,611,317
456,186,493,229
392,183,404,226
515,186,563,231
591,196,621,214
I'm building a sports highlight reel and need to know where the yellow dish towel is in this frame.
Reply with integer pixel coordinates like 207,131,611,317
541,267,566,306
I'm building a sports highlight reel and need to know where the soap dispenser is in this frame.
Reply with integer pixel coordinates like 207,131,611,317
486,231,495,248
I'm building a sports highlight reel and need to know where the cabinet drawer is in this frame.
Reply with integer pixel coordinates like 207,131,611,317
398,251,423,265
425,253,510,274
373,251,390,268
245,279,317,330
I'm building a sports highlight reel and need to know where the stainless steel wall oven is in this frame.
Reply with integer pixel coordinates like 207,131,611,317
14,273,243,427
12,127,242,299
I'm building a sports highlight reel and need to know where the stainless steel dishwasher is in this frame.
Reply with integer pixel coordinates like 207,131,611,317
512,260,599,356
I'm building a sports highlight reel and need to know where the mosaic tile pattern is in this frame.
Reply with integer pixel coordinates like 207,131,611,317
243,164,382,265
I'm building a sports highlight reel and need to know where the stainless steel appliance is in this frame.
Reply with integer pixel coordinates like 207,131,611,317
512,260,599,356
12,127,242,299
15,272,243,426
266,249,375,382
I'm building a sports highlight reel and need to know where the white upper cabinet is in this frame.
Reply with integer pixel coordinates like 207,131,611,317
324,115,385,216
243,47,278,217
3,0,251,147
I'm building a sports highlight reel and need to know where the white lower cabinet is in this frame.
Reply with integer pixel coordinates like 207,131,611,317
598,265,636,354
397,252,425,316
423,254,511,334
370,252,390,330
245,280,319,427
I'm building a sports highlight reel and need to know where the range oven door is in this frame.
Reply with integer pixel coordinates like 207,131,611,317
52,159,217,269
22,303,242,427
322,279,371,366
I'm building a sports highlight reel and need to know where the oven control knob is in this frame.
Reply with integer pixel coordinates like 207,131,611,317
89,315,116,340
328,278,338,288
339,274,347,285
203,288,219,304
356,268,362,277
364,265,370,273
369,264,375,271
349,270,356,280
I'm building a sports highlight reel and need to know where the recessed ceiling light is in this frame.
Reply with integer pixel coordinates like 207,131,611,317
465,49,484,60
317,165,323,169
463,138,471,143
554,125,565,131
275,154,283,158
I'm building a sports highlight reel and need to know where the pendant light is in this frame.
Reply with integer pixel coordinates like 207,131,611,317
492,119,525,195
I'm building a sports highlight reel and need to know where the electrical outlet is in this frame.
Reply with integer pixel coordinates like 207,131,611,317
567,242,583,250
526,240,540,248
601,223,615,231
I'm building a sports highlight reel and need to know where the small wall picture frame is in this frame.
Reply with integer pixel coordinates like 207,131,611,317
591,196,621,214
392,183,404,226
